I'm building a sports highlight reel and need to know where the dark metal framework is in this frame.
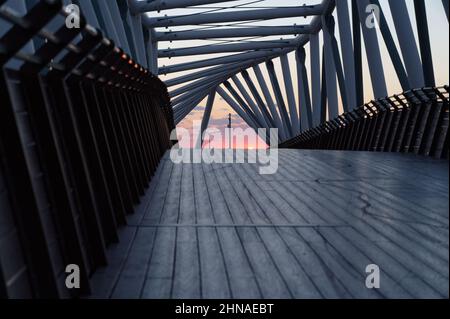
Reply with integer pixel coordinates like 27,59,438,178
281,86,449,160
0,0,173,298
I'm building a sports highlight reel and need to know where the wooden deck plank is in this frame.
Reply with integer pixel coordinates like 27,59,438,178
159,162,182,224
110,227,156,299
128,153,169,225
193,164,232,298
87,150,449,299
211,162,291,298
143,159,175,224
172,227,201,299
219,164,293,299
230,163,352,298
140,227,176,299
89,226,137,298
202,163,261,298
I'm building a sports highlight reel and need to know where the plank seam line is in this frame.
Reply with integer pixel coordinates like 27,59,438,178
130,224,351,228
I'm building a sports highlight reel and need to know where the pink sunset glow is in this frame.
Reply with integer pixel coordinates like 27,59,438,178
177,97,268,149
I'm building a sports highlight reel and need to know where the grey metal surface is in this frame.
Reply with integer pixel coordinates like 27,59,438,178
88,150,449,299
143,5,324,28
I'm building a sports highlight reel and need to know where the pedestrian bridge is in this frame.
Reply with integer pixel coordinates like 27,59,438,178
0,0,448,299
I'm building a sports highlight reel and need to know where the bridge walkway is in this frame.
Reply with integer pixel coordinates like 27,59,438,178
88,150,449,299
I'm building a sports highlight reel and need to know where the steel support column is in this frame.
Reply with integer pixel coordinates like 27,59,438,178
296,48,313,130
280,54,300,134
197,89,217,149
96,0,131,55
125,1,148,67
357,0,387,99
322,15,339,119
76,0,101,29
414,0,435,87
352,0,364,107
336,0,357,110
389,0,425,88
369,0,410,91
325,15,348,112
310,33,322,127
266,60,293,137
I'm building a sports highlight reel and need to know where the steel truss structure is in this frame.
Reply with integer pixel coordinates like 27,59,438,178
1,0,442,146
50,0,444,147
0,0,448,299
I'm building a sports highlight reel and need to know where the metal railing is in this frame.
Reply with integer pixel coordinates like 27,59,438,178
280,86,449,160
0,0,174,298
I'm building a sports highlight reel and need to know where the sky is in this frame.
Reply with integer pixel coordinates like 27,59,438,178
147,0,450,149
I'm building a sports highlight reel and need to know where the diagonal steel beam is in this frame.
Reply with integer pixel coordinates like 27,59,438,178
280,54,300,134
143,5,324,28
356,0,387,99
155,25,311,42
369,0,409,91
165,59,261,87
130,0,242,13
266,60,293,137
241,70,277,130
442,0,449,22
414,0,435,87
231,75,270,129
170,71,232,98
252,64,286,137
159,48,294,74
197,89,217,149
174,93,210,124
159,39,299,58
389,0,424,88
216,86,259,131
223,81,263,129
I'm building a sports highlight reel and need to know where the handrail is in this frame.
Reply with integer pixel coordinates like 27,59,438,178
0,0,174,298
280,86,449,159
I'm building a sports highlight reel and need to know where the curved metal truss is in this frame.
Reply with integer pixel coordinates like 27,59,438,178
97,0,448,144
2,0,447,145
